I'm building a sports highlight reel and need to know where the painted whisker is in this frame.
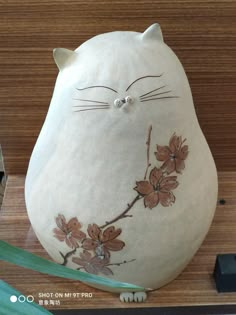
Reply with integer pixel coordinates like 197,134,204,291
141,91,172,100
73,99,109,104
140,96,179,102
73,107,109,113
140,90,172,100
73,105,110,108
139,85,166,98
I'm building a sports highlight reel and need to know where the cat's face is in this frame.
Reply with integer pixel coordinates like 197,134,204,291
51,24,196,125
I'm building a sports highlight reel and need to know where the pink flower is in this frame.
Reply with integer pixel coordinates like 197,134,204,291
82,224,125,258
72,250,113,275
155,133,189,174
134,167,178,209
53,214,86,249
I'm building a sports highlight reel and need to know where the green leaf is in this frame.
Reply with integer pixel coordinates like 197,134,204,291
0,240,145,291
0,280,53,315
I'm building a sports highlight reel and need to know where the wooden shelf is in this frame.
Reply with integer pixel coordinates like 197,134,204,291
1,173,236,311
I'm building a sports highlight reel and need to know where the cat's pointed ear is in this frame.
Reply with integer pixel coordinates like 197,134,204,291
53,48,76,70
142,23,164,42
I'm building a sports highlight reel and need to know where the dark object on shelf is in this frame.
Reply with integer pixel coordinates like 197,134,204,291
219,198,226,205
214,254,236,292
0,172,4,183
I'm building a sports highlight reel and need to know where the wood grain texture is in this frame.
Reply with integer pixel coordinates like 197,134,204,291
0,173,236,310
0,0,236,174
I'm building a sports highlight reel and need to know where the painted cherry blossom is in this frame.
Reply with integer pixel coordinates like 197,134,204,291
72,250,113,275
134,167,179,209
53,214,86,249
82,224,125,258
155,133,188,174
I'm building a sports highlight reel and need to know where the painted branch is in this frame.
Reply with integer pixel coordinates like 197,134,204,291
77,258,136,271
60,248,77,266
106,258,136,267
144,125,152,180
99,195,142,229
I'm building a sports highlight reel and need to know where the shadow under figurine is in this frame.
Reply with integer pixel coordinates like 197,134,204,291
25,23,218,302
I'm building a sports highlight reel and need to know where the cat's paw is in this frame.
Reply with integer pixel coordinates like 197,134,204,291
119,292,147,303
119,292,134,302
133,291,147,302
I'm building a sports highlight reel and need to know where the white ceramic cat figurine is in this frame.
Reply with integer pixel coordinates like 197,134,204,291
25,23,218,302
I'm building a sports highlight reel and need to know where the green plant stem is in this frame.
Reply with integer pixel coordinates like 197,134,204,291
0,240,145,291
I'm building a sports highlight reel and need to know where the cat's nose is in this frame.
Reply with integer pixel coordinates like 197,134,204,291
114,96,134,109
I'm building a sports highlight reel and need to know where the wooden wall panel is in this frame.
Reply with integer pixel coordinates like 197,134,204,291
0,0,236,174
